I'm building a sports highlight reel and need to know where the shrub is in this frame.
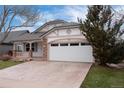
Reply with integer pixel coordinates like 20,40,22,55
79,5,124,65
0,55,11,61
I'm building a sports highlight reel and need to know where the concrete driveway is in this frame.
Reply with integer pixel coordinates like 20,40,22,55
0,61,92,88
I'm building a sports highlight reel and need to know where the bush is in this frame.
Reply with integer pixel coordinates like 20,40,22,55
0,55,12,61
79,5,124,65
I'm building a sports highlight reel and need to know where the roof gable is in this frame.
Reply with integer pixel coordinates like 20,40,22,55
34,19,68,32
33,19,79,34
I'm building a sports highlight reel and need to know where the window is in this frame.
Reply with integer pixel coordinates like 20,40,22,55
81,43,90,46
24,43,38,52
32,43,38,52
16,45,23,52
66,29,71,34
70,43,79,46
60,43,68,46
25,43,30,52
54,30,59,36
51,44,58,47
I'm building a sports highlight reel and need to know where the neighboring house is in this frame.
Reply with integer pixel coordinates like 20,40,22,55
12,20,94,62
0,30,29,55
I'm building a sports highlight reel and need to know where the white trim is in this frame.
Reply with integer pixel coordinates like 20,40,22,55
48,42,93,62
47,35,83,38
48,38,88,44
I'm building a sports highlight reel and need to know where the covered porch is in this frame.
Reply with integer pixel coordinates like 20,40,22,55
13,40,44,61
11,32,48,61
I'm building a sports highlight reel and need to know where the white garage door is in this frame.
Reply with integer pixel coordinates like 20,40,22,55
49,42,93,62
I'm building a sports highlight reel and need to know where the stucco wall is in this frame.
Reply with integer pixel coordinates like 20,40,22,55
39,23,64,32
46,28,86,43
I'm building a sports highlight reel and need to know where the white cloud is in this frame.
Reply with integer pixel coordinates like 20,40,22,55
41,12,55,22
12,6,124,32
112,6,124,20
33,6,88,29
13,15,39,32
63,6,87,22
12,27,36,32
113,6,124,12
36,5,88,24
34,11,56,28
12,12,55,32
12,6,88,32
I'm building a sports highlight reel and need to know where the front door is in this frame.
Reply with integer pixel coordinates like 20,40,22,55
32,42,43,57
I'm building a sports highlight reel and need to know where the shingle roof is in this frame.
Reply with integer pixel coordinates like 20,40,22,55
45,19,67,24
0,20,80,42
34,20,79,33
13,22,80,42
34,19,67,32
12,32,48,41
0,30,29,43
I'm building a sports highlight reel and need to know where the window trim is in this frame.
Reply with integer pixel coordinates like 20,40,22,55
16,45,23,52
32,43,38,52
24,43,38,52
25,43,30,52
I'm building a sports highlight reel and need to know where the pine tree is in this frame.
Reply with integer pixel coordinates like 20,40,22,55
78,5,124,65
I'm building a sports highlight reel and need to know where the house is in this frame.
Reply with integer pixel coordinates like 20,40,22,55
12,20,94,62
0,30,29,55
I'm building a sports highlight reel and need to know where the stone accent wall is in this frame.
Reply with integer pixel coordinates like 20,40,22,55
13,50,16,57
41,38,48,61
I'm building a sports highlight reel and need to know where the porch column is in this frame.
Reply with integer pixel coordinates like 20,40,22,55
13,43,16,57
29,42,32,58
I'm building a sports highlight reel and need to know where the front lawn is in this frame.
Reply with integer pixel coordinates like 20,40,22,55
0,60,23,69
81,64,124,88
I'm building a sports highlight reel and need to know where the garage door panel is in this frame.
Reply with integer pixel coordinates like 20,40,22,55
49,45,93,62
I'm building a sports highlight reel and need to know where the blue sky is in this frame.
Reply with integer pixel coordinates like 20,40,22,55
1,5,124,32
25,5,88,31
36,5,87,23
25,5,124,32
32,5,123,23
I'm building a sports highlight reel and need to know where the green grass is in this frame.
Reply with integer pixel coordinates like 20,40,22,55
0,60,23,69
81,64,124,88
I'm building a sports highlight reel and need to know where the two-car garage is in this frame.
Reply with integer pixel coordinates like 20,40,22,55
48,39,93,63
